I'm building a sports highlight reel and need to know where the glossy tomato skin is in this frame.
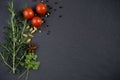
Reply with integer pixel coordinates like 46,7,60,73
23,8,34,19
32,16,43,27
36,3,47,15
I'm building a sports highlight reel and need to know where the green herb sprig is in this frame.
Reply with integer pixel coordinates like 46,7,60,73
0,1,28,74
0,1,41,80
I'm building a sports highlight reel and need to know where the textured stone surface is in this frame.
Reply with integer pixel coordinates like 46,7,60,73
0,0,120,80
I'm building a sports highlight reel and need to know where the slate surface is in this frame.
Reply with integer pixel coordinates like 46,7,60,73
0,0,120,80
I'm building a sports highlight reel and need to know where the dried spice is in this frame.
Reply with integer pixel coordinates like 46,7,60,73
0,0,63,80
32,0,37,2
54,2,58,5
59,6,63,9
54,9,57,11
27,44,37,53
47,30,51,35
59,15,63,18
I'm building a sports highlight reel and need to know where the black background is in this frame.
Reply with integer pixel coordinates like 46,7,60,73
0,0,120,80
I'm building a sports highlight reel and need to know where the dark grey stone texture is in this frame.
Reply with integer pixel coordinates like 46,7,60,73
0,0,120,80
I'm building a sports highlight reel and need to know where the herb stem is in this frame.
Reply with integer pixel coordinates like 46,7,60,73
15,51,26,68
16,19,27,54
26,69,29,80
9,1,16,74
0,52,12,69
1,45,10,52
21,20,27,37
12,16,16,74
18,70,27,79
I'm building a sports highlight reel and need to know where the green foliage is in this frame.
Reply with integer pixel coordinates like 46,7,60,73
21,53,40,70
0,1,28,74
0,2,40,80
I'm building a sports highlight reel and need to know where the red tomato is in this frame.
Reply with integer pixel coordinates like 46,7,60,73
36,3,47,15
31,16,43,27
23,8,34,19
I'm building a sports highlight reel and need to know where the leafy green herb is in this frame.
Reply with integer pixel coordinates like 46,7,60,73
21,53,40,70
0,1,28,74
19,52,40,80
0,1,41,80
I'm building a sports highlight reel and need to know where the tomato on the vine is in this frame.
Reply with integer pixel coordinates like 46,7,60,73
36,3,47,15
31,16,43,27
23,8,34,19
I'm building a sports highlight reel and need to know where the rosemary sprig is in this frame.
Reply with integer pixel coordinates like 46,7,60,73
0,1,28,74
0,1,40,80
0,52,12,69
8,1,16,74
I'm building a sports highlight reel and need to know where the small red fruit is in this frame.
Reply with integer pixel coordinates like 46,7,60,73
31,16,43,27
23,8,34,19
36,3,47,15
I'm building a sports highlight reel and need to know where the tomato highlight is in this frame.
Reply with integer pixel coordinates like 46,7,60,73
23,8,34,19
31,16,43,27
36,3,47,15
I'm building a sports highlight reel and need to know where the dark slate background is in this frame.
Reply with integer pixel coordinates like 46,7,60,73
0,0,120,80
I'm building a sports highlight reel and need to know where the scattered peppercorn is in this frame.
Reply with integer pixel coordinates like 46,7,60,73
59,15,62,18
59,6,63,9
54,2,58,5
32,0,37,2
47,30,51,35
54,9,57,11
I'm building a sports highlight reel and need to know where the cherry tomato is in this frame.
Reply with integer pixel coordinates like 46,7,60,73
36,3,47,15
31,16,43,27
23,8,34,19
